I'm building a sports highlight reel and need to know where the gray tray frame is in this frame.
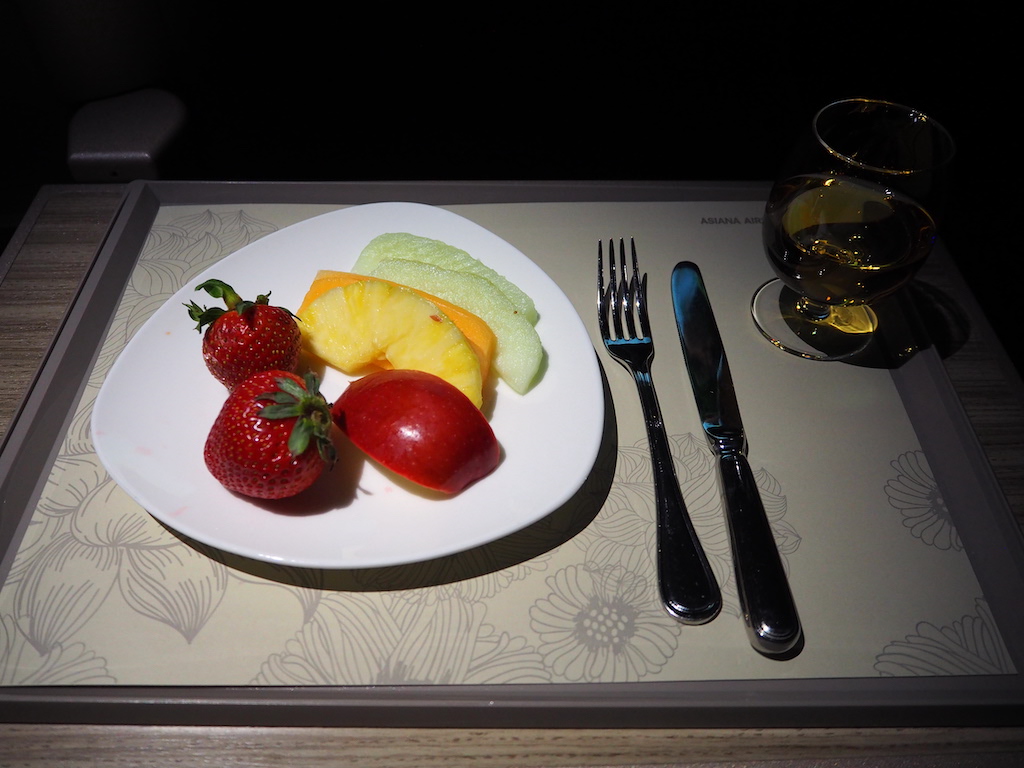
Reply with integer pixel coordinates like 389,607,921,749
1,180,1022,727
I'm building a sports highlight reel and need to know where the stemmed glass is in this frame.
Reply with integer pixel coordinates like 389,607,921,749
751,98,955,361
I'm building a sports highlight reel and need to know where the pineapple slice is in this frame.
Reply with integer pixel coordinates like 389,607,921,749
298,270,496,383
367,258,544,395
298,279,484,408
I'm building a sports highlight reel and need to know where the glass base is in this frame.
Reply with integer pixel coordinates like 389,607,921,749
751,279,878,361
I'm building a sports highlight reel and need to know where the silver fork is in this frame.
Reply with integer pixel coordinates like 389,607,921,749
598,238,722,625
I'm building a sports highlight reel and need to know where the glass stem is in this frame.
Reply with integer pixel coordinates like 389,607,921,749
794,296,834,322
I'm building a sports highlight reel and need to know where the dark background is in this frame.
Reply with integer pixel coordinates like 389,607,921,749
1,4,1015,371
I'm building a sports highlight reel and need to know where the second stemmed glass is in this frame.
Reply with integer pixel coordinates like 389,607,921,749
751,98,955,361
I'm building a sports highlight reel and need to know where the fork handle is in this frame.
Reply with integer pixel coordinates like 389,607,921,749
632,369,722,625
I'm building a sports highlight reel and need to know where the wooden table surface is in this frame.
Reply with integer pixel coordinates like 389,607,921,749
2,185,1023,767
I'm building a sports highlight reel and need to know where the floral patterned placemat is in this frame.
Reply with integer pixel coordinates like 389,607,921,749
0,200,1011,686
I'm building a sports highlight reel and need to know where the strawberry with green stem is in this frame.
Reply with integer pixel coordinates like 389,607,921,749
204,370,336,499
186,279,301,389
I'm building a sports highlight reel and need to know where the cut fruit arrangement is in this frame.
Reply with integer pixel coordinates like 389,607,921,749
187,232,544,500
353,233,543,395
297,276,488,408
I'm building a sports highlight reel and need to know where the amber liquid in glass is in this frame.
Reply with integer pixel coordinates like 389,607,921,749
763,174,936,308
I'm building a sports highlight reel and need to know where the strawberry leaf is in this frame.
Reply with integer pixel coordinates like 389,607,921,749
288,418,314,457
195,279,244,310
187,280,290,331
185,300,226,332
255,374,336,463
275,376,310,400
257,402,303,419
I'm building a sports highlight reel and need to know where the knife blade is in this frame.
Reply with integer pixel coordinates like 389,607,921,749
671,261,803,657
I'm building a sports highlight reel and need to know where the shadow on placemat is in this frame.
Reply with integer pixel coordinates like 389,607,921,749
825,280,971,370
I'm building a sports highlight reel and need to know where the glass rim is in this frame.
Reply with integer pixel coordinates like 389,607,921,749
812,98,956,176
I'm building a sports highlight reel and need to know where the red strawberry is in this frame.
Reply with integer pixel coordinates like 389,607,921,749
186,279,301,389
204,370,336,500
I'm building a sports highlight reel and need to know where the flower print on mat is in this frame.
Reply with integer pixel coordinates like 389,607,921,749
253,591,549,685
885,450,961,551
529,564,680,682
874,599,1014,676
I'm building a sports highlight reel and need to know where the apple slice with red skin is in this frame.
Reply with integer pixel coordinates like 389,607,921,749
331,369,500,494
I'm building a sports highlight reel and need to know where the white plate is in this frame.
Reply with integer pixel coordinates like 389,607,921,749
91,202,605,569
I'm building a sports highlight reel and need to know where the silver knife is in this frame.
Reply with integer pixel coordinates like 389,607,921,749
671,261,803,657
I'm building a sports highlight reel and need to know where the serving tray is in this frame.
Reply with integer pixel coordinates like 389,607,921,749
1,180,1022,726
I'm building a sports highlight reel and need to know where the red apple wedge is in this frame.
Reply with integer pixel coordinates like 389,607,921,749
331,370,500,494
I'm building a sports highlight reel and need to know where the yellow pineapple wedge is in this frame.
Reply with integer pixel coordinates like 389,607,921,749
298,270,496,383
298,279,484,408
367,258,544,395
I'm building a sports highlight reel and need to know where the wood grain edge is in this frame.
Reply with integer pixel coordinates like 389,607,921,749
0,186,124,440
2,724,1024,767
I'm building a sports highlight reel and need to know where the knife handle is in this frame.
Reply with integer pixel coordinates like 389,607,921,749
717,452,803,657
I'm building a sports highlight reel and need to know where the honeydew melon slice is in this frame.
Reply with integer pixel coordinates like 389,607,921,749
352,232,539,325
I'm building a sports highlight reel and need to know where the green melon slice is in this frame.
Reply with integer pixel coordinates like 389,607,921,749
352,232,539,325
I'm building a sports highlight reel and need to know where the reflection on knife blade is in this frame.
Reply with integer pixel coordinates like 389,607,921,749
671,261,803,658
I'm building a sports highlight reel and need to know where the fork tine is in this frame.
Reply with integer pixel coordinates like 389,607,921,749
636,271,651,338
630,238,652,338
618,238,639,339
597,240,608,337
603,280,617,338
599,237,651,343
608,240,624,339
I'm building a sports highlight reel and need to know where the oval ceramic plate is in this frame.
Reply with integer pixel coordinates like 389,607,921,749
91,202,604,569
